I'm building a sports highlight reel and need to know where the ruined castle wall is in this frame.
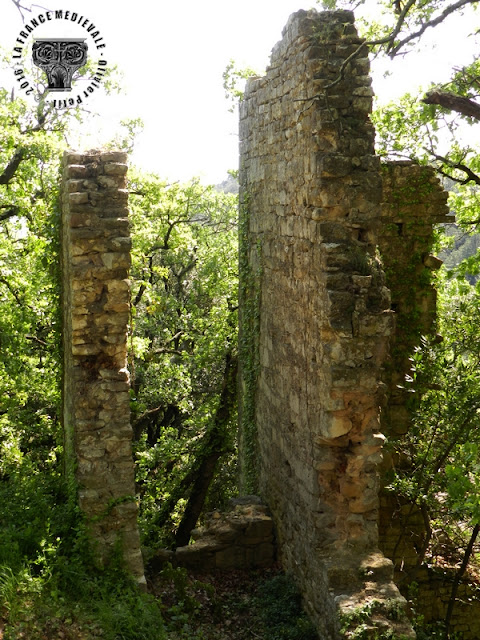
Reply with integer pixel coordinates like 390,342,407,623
239,11,411,637
379,162,449,443
378,162,449,576
61,151,144,582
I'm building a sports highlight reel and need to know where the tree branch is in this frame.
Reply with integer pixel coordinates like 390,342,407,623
0,149,25,186
423,89,480,121
0,276,23,306
427,149,480,186
326,0,480,85
445,523,480,637
25,334,48,347
0,206,19,222
175,352,238,547
388,0,480,57
133,283,147,307
11,0,52,21
11,0,32,19
173,256,197,285
379,0,418,52
297,0,476,103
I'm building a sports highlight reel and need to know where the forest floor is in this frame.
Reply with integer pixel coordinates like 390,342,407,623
0,563,310,640
149,563,292,640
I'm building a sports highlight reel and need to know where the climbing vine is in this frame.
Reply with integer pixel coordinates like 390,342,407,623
238,192,262,494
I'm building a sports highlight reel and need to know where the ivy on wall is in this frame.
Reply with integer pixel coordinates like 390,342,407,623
238,193,262,494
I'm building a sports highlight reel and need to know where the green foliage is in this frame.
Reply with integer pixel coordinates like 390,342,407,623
0,56,170,638
414,623,459,640
222,59,261,112
255,574,318,640
440,225,480,279
0,61,137,515
370,24,480,284
390,277,480,520
339,599,409,640
372,92,441,162
128,170,239,545
3,1,480,635
409,583,463,640
238,196,261,493
370,14,480,622
319,0,338,9
0,537,166,639
0,91,64,481
0,445,163,638
0,87,77,618
85,571,164,640
0,49,241,635
384,273,480,640
148,565,321,640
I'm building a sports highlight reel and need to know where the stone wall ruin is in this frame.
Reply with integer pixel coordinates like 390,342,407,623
150,500,276,573
60,150,144,583
239,9,449,638
56,10,460,637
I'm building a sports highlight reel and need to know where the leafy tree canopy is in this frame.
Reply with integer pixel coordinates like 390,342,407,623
128,170,239,547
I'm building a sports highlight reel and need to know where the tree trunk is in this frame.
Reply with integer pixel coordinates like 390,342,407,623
423,90,480,121
174,352,238,548
445,523,480,638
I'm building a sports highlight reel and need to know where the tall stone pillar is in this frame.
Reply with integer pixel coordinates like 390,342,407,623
61,150,144,583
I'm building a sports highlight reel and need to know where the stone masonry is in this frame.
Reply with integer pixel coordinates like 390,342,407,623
239,9,448,638
378,162,449,580
150,500,275,573
60,150,144,583
379,162,449,446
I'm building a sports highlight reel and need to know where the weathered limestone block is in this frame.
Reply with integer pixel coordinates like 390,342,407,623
151,501,276,572
61,150,144,584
